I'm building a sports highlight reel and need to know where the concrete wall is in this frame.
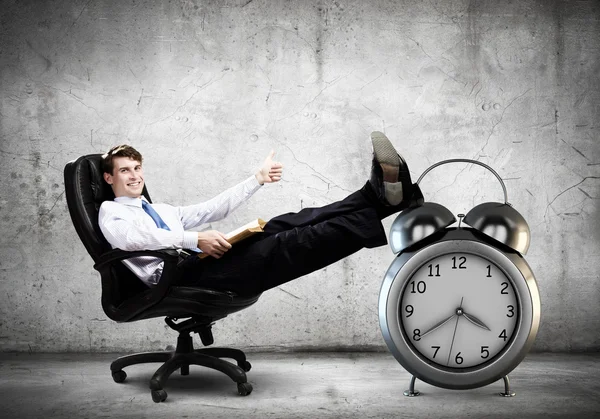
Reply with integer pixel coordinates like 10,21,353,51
0,0,598,353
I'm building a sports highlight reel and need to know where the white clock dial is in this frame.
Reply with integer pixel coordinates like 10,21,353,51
400,252,518,369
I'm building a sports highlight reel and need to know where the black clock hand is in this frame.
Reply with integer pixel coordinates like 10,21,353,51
420,314,456,338
462,311,491,332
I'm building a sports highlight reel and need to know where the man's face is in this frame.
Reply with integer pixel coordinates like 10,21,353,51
103,156,144,198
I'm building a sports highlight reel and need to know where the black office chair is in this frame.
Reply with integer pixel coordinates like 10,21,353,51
64,154,261,402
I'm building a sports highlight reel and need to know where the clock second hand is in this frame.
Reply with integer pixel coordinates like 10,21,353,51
446,297,463,366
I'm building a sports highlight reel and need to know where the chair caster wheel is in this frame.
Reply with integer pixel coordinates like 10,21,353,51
112,370,127,383
151,389,168,403
238,360,252,372
237,382,253,396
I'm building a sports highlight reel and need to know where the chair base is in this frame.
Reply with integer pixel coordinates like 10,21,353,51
109,331,253,402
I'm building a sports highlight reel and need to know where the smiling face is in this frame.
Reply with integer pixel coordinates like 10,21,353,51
103,156,144,198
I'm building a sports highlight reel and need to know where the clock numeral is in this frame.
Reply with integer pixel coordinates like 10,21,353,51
405,305,414,318
431,346,441,358
486,265,492,278
507,305,515,318
413,329,421,341
410,281,427,294
499,329,508,341
451,256,467,269
455,352,464,365
427,264,441,277
481,346,490,359
500,282,509,295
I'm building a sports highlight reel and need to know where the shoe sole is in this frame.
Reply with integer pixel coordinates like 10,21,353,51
371,131,401,183
371,131,414,206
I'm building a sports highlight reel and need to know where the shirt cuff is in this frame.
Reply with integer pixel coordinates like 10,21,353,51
247,174,263,190
182,231,198,249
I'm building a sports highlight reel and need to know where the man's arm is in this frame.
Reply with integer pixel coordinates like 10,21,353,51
99,203,230,258
99,203,198,251
177,150,283,229
177,176,262,229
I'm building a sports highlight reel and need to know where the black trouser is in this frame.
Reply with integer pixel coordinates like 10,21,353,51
176,183,393,296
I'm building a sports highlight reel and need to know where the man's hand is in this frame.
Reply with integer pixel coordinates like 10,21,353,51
255,150,283,185
197,230,232,259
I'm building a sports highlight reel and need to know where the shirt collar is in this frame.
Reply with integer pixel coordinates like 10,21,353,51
113,196,149,208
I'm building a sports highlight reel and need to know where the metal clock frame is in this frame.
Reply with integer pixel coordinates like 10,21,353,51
379,228,541,393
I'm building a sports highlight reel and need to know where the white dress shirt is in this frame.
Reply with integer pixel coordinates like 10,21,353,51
98,175,262,287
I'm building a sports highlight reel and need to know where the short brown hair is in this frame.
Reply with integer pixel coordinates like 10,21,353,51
102,144,143,175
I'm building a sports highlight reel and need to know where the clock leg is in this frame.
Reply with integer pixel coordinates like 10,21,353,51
499,375,516,397
403,375,421,397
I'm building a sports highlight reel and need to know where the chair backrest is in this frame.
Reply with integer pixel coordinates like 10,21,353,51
64,154,152,309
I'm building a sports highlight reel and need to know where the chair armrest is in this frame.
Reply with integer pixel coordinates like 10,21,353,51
94,248,183,321
93,248,179,271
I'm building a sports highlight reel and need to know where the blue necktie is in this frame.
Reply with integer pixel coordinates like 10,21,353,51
142,200,201,254
141,201,171,231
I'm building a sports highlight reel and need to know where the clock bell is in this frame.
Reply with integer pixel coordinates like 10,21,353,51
389,159,531,255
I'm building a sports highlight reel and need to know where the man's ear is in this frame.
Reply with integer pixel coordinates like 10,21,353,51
103,172,113,185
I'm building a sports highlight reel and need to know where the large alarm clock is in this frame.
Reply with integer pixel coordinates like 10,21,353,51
379,159,541,397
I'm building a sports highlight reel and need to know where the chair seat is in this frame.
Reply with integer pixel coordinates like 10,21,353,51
125,286,261,321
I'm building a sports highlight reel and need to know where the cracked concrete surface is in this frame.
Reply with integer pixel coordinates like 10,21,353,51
2,352,600,418
0,0,599,353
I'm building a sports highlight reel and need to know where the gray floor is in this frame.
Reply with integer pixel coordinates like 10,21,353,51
1,352,599,419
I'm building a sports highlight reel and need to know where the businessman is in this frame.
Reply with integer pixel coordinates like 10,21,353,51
98,132,424,296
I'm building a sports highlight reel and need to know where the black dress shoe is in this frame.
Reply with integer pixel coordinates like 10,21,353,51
369,131,419,207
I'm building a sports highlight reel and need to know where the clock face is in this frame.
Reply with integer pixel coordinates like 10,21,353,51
399,252,519,369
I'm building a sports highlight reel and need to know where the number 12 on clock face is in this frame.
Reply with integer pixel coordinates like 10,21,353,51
399,252,519,369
